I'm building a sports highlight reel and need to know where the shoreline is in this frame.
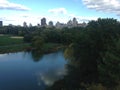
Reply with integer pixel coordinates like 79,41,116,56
0,43,65,54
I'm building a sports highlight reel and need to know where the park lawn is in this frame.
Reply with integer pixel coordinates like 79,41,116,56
0,35,31,53
0,35,24,46
0,43,31,54
0,35,63,54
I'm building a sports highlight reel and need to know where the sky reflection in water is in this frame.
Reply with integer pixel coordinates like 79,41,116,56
0,51,67,90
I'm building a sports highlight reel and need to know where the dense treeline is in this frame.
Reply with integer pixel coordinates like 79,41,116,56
0,26,39,36
60,18,120,90
0,18,120,89
23,27,84,44
46,18,120,90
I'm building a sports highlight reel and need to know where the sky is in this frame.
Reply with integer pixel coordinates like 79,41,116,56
0,0,120,26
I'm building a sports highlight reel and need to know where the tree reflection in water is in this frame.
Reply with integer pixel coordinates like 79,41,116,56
47,43,99,90
31,50,43,62
48,44,120,90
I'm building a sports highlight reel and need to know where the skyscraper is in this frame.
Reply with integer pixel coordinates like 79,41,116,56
67,20,73,28
0,21,3,27
23,22,27,27
48,21,53,27
41,18,47,27
73,17,78,27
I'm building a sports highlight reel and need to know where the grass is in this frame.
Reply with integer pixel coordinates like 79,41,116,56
0,35,23,46
0,35,31,53
0,43,31,54
0,35,63,54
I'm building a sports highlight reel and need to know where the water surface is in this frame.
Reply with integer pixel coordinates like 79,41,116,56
0,51,67,90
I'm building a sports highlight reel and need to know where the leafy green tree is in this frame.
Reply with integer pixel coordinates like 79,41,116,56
99,38,120,88
32,36,44,51
46,18,120,90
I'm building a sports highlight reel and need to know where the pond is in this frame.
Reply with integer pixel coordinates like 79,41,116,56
0,51,67,90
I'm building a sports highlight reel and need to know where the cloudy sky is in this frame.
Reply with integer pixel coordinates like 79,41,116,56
0,0,120,26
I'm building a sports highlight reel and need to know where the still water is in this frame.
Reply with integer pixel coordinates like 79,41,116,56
0,51,67,90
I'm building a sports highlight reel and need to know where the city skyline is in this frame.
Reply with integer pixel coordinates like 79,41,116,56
22,17,87,28
0,0,120,26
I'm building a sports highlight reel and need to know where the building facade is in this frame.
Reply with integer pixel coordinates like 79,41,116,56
0,21,3,27
73,17,78,27
41,18,47,27
48,21,53,27
23,22,27,27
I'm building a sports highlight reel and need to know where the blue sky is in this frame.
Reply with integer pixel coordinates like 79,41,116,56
0,0,120,26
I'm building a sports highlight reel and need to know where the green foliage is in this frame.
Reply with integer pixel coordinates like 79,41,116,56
23,34,33,42
47,18,120,90
32,36,44,51
98,38,120,88
86,83,107,90
41,29,62,43
43,43,62,53
64,43,75,60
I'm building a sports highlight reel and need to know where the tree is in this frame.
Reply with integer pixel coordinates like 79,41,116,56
99,38,120,88
32,36,44,51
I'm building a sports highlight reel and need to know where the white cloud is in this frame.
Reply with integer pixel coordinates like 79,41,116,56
48,8,67,15
0,54,7,57
0,0,31,11
82,0,120,16
48,7,98,24
36,68,66,86
68,14,98,22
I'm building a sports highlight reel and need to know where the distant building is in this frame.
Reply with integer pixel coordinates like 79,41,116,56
78,22,87,27
66,18,78,28
37,23,41,28
72,17,78,27
56,22,66,29
67,20,73,28
82,22,87,27
23,22,27,27
41,18,47,27
8,24,13,27
0,21,3,27
29,23,32,27
48,21,53,27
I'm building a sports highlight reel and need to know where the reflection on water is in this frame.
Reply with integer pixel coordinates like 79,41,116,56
0,51,67,90
36,67,66,86
47,44,120,90
0,54,7,57
31,50,43,62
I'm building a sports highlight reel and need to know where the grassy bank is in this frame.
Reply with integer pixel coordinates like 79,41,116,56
0,43,31,54
0,35,31,54
43,43,64,53
0,35,23,46
0,35,64,54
